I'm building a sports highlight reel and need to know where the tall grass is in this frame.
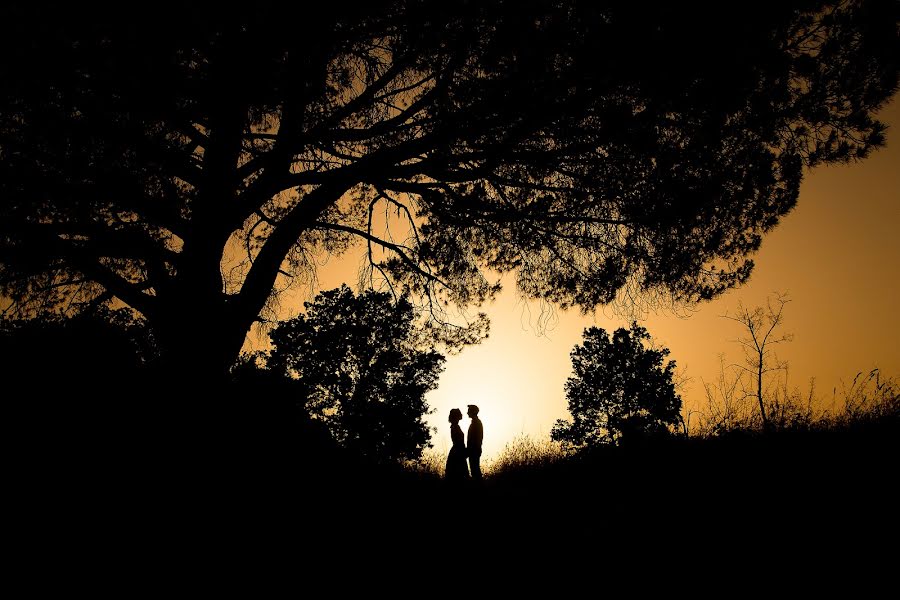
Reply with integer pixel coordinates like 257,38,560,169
485,434,569,477
405,439,571,480
692,367,899,437
827,368,900,425
404,449,445,478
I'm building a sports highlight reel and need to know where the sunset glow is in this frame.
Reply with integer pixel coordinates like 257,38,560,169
6,1,899,548
297,98,900,460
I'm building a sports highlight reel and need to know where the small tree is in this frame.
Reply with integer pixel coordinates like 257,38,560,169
552,323,682,448
722,293,793,431
268,285,443,463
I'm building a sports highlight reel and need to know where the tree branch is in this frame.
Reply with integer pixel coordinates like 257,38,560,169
235,181,355,325
74,256,156,317
310,220,450,290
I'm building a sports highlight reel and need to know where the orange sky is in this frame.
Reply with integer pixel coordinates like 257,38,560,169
290,96,900,460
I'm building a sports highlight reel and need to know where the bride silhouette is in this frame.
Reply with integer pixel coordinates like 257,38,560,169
445,408,470,482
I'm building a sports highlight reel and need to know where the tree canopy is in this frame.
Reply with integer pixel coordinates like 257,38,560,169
552,323,682,447
267,285,443,463
1,1,897,376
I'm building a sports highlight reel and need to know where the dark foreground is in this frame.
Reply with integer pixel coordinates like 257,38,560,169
7,352,897,583
20,395,899,522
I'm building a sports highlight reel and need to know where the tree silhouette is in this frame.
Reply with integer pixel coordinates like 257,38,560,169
267,285,443,463
722,293,794,431
552,323,682,447
1,2,897,377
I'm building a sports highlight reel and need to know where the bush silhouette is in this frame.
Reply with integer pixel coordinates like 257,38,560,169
552,323,682,448
267,285,444,463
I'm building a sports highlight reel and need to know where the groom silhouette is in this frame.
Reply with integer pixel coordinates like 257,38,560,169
466,404,483,482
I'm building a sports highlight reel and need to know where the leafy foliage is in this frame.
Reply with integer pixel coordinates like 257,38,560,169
0,1,896,374
552,323,682,447
267,285,443,463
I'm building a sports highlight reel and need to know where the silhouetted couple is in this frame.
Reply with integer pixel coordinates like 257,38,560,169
446,404,483,484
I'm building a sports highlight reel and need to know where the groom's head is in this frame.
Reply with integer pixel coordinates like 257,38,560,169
467,405,479,418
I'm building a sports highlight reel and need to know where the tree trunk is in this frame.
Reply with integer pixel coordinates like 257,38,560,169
153,225,245,385
156,303,245,382
757,350,769,432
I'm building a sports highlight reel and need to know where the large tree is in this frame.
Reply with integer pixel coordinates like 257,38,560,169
551,323,682,447
267,285,443,463
1,1,897,378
